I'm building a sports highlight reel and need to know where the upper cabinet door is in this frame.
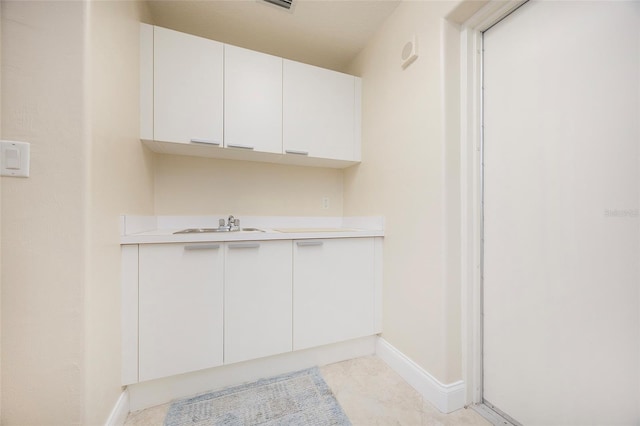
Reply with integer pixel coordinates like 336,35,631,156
224,45,283,154
154,26,224,146
283,60,357,161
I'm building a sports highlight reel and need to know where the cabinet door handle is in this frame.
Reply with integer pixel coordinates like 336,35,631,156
227,143,255,150
228,243,260,249
285,149,309,156
184,244,221,251
296,240,323,247
190,138,220,146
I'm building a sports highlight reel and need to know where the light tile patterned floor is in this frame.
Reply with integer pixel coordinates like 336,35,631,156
124,356,490,425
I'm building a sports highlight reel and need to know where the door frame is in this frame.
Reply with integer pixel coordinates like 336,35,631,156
459,0,527,406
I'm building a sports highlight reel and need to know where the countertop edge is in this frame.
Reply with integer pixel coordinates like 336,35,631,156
121,229,384,245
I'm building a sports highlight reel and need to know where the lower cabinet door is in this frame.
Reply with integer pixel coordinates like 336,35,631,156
224,240,293,364
293,238,375,350
138,243,224,382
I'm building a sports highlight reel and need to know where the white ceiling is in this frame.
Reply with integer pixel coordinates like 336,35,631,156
146,0,402,72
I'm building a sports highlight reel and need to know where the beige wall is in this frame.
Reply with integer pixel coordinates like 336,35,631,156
154,155,344,216
86,0,154,424
1,0,154,423
344,1,463,384
1,1,87,423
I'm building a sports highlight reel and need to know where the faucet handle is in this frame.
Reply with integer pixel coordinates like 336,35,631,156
219,218,225,227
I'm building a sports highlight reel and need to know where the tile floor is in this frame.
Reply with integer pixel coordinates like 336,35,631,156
124,356,490,425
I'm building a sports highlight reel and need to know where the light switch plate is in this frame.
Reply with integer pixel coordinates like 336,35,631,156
1,140,30,177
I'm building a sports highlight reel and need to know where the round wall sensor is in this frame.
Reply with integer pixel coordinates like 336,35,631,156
401,36,418,69
402,42,413,60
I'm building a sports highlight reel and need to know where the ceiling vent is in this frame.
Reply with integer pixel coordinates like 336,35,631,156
263,0,293,10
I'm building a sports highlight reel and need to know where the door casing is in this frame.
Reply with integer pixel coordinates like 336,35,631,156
458,0,527,406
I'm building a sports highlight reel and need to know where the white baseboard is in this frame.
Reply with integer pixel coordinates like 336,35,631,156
375,338,466,414
105,389,130,426
115,336,464,419
128,336,376,412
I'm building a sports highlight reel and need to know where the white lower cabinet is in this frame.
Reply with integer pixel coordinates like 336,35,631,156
224,240,293,364
293,238,375,350
126,236,379,384
138,243,224,382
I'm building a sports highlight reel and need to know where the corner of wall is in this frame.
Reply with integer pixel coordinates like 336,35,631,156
441,14,463,385
138,0,154,25
376,338,465,414
0,2,3,420
341,0,466,386
85,0,156,424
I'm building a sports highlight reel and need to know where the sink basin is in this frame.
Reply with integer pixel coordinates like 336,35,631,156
173,227,264,234
174,228,224,234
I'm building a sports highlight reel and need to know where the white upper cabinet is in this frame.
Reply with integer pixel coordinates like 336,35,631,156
224,45,283,154
140,24,361,167
283,60,359,162
153,26,224,146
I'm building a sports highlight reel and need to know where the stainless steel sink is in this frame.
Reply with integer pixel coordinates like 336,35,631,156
173,227,264,234
174,228,223,234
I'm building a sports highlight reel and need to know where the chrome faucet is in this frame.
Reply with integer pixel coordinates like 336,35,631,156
218,215,240,231
228,215,240,231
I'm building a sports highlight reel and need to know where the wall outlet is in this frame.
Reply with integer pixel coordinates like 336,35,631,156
322,197,330,210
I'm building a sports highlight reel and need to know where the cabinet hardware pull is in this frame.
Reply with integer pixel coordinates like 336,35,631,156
227,143,255,150
296,241,323,247
190,138,220,146
228,243,260,249
184,244,221,250
285,150,309,156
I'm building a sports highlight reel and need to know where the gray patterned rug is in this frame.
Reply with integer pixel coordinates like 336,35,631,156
163,367,351,426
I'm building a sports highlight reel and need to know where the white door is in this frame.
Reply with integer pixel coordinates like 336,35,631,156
483,1,640,424
224,45,283,154
224,241,293,364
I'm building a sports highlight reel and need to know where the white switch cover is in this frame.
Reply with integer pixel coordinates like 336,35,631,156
5,148,20,169
1,140,30,177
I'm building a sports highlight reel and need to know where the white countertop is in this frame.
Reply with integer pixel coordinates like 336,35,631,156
120,215,384,245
